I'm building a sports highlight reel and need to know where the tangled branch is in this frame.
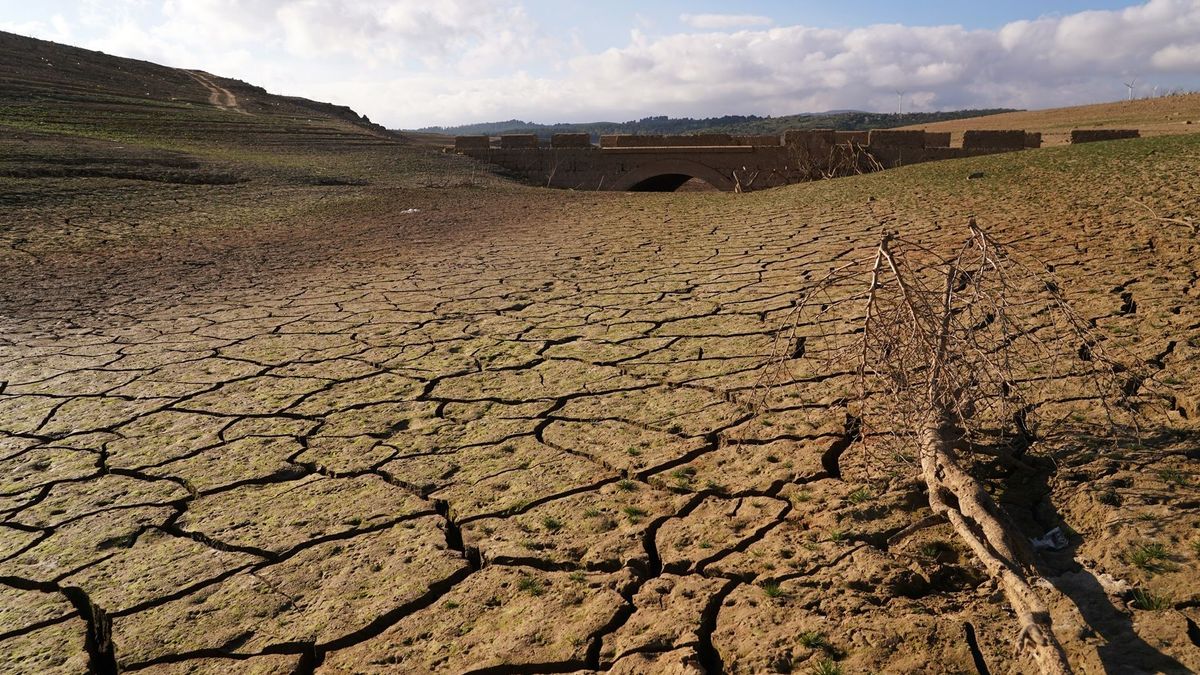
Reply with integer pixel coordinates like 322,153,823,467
755,220,1148,674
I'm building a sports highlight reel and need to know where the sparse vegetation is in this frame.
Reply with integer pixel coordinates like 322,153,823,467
919,540,951,559
1131,588,1172,611
1158,468,1189,486
810,658,843,675
847,487,873,504
1127,542,1171,572
622,506,648,524
670,466,698,487
517,576,544,597
761,581,786,598
797,631,827,649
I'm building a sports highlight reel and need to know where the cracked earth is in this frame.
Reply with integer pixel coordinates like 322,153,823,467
2,133,1199,674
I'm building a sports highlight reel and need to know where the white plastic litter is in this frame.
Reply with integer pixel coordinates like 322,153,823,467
1031,527,1069,551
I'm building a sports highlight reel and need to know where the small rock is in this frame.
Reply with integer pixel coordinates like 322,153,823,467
968,172,985,180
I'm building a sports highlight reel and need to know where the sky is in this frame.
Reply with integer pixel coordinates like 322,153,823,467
3,0,1199,128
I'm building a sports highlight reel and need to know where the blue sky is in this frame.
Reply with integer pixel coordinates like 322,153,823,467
528,0,1141,51
3,1,1198,127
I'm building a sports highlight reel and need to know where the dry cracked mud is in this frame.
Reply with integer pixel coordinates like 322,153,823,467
2,129,1199,675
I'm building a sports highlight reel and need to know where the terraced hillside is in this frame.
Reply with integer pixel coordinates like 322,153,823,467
2,32,1199,675
0,30,401,148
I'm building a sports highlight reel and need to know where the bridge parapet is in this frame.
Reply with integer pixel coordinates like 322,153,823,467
963,130,1027,149
600,133,743,148
732,134,783,146
454,135,490,151
500,134,539,149
551,133,591,148
835,131,870,145
452,126,1046,192
868,129,926,148
924,132,952,148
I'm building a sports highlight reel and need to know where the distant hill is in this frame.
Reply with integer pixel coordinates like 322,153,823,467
413,110,1019,139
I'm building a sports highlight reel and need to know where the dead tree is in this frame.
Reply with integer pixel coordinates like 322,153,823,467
757,221,1144,675
786,141,884,182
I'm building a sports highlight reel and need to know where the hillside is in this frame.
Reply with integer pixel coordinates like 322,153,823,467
901,93,1200,145
0,31,398,149
1,29,1198,675
415,109,1018,140
0,31,490,194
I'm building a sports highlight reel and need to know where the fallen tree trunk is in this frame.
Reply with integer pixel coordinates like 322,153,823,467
920,413,1072,675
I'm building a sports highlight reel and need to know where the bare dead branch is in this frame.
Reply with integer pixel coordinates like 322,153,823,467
753,220,1152,674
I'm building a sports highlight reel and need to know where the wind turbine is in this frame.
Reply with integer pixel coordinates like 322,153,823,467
1124,76,1137,101
895,91,905,115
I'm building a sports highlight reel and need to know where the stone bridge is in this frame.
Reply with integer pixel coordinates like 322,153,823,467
454,129,1041,192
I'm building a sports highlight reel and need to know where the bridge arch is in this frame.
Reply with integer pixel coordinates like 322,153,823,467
610,158,737,192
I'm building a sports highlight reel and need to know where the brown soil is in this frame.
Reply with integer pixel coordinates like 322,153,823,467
2,29,1199,675
902,93,1200,146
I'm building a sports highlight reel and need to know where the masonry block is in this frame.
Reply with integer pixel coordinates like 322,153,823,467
500,134,540,149
600,134,737,148
924,131,951,148
784,129,835,145
834,131,870,146
1070,129,1140,144
1024,132,1043,148
551,133,592,148
962,130,1026,150
868,129,926,148
454,135,490,151
733,134,783,146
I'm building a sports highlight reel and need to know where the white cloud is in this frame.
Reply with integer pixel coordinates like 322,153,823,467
55,0,548,74
0,14,73,44
4,0,1200,128
680,13,774,30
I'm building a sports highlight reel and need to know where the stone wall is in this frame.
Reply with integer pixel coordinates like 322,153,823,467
962,130,1026,150
835,131,870,146
865,145,1027,168
783,129,836,151
1070,129,1140,144
868,129,926,148
733,134,782,146
452,124,1033,193
551,133,592,148
1024,132,1043,149
454,135,490,151
600,134,737,148
500,134,540,149
923,132,951,148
